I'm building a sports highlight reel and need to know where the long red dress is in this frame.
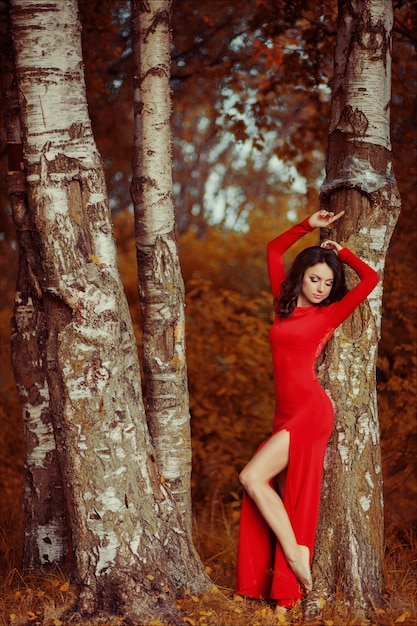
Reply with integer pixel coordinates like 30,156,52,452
235,218,379,606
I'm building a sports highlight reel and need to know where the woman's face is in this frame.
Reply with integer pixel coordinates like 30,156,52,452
297,262,334,307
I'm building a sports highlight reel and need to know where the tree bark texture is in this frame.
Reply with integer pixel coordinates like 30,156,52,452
7,0,208,622
0,0,68,569
306,0,401,617
131,0,194,538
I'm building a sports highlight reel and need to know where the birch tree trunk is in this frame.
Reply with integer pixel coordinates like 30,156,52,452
306,0,401,616
130,0,194,537
7,0,208,622
0,0,68,569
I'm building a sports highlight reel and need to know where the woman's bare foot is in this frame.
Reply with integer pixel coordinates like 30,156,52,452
287,545,312,592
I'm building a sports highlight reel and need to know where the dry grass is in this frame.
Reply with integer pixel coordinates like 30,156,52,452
183,502,417,626
0,569,77,626
0,498,416,626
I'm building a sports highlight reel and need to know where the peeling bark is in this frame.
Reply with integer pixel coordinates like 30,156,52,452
305,0,401,617
131,0,195,538
0,0,68,569
12,265,69,569
6,0,209,622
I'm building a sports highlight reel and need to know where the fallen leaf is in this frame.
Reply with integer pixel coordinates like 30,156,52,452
146,574,155,581
59,582,70,592
396,612,411,623
318,596,326,609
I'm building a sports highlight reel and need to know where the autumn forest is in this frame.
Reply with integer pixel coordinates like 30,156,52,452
0,1,416,625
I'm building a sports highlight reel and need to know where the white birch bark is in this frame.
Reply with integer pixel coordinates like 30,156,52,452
8,0,208,621
329,0,393,150
131,0,194,537
0,0,68,568
305,0,401,616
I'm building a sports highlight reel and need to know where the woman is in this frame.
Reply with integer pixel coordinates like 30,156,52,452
236,209,379,609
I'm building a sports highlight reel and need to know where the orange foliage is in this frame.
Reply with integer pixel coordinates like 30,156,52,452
377,205,417,537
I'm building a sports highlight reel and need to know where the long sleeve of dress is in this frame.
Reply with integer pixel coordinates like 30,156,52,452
267,218,314,298
324,247,379,328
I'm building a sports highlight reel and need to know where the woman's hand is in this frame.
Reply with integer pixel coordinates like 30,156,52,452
321,239,343,254
308,210,345,229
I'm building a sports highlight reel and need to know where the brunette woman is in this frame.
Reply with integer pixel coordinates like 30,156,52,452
236,210,379,609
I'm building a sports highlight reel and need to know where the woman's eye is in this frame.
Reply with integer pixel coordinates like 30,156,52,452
310,277,318,283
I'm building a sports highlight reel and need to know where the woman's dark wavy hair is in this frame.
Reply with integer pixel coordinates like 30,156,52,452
275,246,348,319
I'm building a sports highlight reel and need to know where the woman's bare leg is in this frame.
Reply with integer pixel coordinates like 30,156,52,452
239,430,312,592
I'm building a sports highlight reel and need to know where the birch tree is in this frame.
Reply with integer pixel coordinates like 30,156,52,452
5,0,208,622
0,0,68,569
130,0,193,537
306,0,401,616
